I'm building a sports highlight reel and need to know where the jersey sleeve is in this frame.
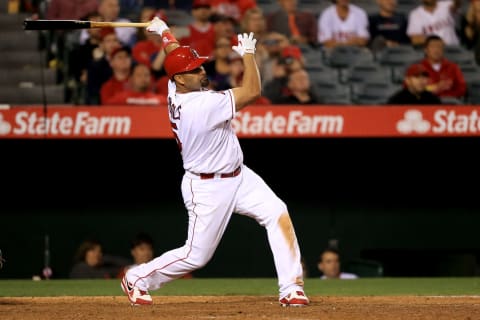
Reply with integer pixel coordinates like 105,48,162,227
357,8,370,39
406,9,421,36
318,9,333,43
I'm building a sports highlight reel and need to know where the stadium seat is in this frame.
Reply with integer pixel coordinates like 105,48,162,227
466,81,480,104
460,64,480,83
164,9,193,27
0,84,65,104
341,62,392,85
324,46,374,69
391,65,407,84
298,0,330,17
307,65,340,85
351,81,400,105
443,45,476,66
440,96,464,105
313,81,352,104
375,45,423,67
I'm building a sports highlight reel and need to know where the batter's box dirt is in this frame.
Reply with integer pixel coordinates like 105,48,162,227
1,296,480,320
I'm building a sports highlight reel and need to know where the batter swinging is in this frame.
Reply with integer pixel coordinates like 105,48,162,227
121,17,309,307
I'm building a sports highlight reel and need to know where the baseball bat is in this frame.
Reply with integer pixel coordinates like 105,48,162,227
23,20,150,30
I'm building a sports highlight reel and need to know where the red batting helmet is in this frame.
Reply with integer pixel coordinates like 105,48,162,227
164,46,209,79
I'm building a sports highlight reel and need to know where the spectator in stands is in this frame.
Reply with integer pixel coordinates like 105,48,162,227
85,27,121,104
203,36,235,90
317,0,370,49
406,0,461,47
460,0,480,65
259,32,291,85
179,0,217,57
210,0,257,23
135,6,157,43
420,35,467,98
100,46,133,104
131,12,164,68
46,0,98,20
70,238,129,279
117,232,155,278
80,0,137,47
368,0,410,52
212,13,240,46
317,248,358,280
274,69,323,104
68,11,103,104
387,63,442,104
104,63,168,106
240,7,269,69
266,0,318,46
263,45,306,103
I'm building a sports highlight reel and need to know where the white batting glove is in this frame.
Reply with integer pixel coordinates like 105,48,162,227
146,16,169,35
232,32,257,57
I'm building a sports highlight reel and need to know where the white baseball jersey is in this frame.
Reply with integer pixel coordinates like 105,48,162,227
125,80,305,301
317,4,370,44
166,80,243,174
407,0,460,45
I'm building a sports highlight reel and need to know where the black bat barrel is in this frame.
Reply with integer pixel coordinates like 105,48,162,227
23,20,92,30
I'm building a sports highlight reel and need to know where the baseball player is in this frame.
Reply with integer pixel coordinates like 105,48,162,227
120,17,309,307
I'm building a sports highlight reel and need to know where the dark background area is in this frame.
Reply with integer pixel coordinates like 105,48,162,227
1,137,479,279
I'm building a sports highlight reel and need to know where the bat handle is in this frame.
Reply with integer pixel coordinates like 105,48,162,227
90,21,150,28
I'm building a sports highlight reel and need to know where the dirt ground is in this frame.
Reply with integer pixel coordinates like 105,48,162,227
1,296,480,320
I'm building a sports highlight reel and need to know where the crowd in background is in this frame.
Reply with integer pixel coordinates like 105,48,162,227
19,0,480,105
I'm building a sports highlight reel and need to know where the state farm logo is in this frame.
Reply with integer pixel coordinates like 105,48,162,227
397,110,430,134
0,113,12,135
397,109,480,135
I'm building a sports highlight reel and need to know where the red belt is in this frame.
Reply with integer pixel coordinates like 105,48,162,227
199,166,241,180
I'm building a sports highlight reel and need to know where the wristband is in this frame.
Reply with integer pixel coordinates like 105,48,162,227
162,32,179,49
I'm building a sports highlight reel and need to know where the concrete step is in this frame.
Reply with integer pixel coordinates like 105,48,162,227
0,84,65,104
0,50,47,68
0,12,31,30
0,30,39,50
0,67,56,86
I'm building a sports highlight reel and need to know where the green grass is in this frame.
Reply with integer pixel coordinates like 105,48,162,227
1,278,480,297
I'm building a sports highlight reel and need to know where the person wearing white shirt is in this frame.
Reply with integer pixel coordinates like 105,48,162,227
318,248,359,280
317,0,370,48
407,0,462,46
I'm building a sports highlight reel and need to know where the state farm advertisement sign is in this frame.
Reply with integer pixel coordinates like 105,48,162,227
0,105,479,138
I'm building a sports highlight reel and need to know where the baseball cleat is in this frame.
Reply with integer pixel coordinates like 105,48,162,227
121,275,153,306
279,290,309,307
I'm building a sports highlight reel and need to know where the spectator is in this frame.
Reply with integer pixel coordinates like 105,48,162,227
369,0,410,52
263,44,305,102
70,238,129,279
258,32,291,85
460,0,480,65
179,0,217,57
317,248,358,280
266,0,318,46
212,13,239,46
100,45,133,104
240,7,269,68
117,232,154,278
134,6,157,43
407,0,461,47
104,63,168,105
85,27,121,104
210,0,257,23
420,35,467,98
79,0,137,47
46,0,98,20
317,0,370,49
203,36,235,90
274,69,323,104
67,11,103,104
387,63,442,104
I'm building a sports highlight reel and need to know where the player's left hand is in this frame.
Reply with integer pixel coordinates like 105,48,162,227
232,32,257,57
146,16,169,35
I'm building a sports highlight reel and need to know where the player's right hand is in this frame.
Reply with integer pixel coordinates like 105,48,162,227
146,16,169,35
232,32,257,57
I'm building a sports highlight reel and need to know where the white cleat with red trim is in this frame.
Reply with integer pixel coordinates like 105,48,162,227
279,290,309,307
121,275,153,306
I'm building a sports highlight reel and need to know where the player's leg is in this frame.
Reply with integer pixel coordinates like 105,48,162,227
233,165,307,305
125,174,239,293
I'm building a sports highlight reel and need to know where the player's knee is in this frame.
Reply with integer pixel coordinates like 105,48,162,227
186,253,212,269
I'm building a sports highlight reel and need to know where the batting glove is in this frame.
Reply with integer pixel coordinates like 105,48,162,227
146,16,169,35
232,32,257,57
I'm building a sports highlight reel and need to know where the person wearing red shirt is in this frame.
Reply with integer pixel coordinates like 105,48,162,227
105,63,167,106
420,35,467,99
179,0,216,56
100,46,132,104
210,0,257,22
